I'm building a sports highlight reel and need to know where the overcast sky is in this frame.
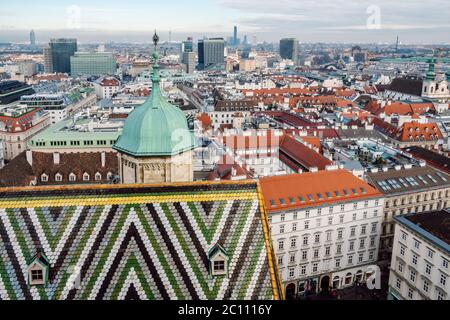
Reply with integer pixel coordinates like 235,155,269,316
0,0,449,44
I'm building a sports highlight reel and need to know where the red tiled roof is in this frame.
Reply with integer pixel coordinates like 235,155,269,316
0,108,43,132
259,170,382,213
280,135,332,171
100,78,120,87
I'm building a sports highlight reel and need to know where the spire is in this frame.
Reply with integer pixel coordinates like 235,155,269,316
152,30,160,84
426,51,436,81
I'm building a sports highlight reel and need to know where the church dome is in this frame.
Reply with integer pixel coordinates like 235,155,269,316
113,51,195,157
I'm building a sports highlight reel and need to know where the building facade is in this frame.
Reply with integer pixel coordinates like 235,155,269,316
198,38,225,70
70,52,117,77
366,165,450,266
279,38,299,65
49,38,78,74
260,170,384,299
388,210,450,300
0,107,51,161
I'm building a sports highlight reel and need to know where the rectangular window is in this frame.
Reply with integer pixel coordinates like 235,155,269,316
31,269,43,281
301,265,306,275
291,238,297,248
214,260,225,272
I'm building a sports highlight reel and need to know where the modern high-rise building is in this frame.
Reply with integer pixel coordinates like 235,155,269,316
49,38,77,74
30,30,36,46
43,47,53,73
70,52,117,76
182,37,194,53
233,26,238,46
280,38,299,65
198,38,225,70
182,51,196,74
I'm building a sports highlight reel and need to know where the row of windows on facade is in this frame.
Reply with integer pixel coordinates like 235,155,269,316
269,208,379,225
277,234,377,252
284,252,376,278
385,190,449,208
396,260,448,288
41,172,113,182
34,139,116,147
269,195,376,208
275,218,379,235
398,231,449,271
395,276,447,300
278,245,377,267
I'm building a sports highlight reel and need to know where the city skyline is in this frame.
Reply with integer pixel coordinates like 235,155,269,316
0,0,449,44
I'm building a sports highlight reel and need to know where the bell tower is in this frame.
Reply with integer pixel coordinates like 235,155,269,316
113,31,196,184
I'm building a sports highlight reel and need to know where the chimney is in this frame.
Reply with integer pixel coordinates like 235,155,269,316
26,150,33,166
101,152,106,167
53,152,60,165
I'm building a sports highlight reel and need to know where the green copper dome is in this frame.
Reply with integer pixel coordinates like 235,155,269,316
113,43,195,157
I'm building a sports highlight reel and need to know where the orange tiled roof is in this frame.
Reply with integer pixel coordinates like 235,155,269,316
197,113,212,130
259,170,382,213
398,122,443,142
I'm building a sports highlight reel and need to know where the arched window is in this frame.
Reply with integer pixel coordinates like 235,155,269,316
345,272,353,285
83,173,90,181
55,173,62,182
41,173,48,182
333,276,340,289
355,270,363,283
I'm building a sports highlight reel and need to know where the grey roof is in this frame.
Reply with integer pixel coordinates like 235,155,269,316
366,165,450,195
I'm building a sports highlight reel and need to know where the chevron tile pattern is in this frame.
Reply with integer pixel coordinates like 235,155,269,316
0,182,280,300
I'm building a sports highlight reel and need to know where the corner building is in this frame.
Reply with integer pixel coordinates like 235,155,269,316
260,170,384,299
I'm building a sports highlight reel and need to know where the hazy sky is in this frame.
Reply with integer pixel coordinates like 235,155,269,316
0,0,449,43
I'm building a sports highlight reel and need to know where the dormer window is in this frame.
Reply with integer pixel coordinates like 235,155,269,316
208,244,229,277
55,173,62,182
69,173,76,182
27,252,50,286
95,172,102,181
83,173,90,181
41,174,48,182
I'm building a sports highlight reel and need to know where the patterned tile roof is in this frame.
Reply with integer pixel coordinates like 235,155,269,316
0,181,282,300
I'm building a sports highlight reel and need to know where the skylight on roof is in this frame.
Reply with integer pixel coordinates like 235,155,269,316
417,175,428,185
427,174,438,183
436,172,448,182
